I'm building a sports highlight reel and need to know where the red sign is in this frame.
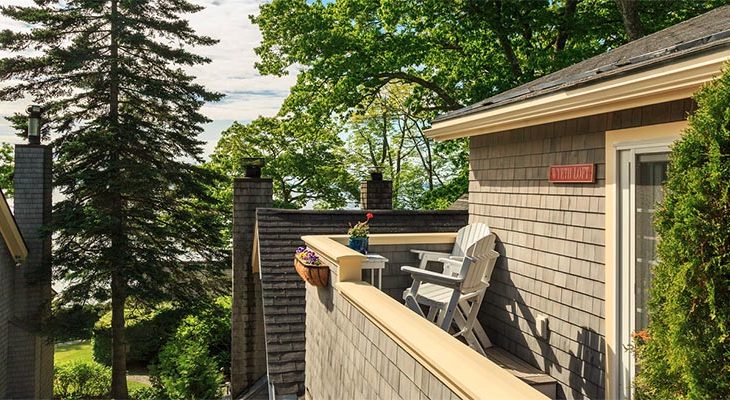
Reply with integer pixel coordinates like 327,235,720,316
549,163,595,183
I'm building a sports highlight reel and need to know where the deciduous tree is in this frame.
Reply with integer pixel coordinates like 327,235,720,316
209,116,358,210
346,84,466,208
251,0,723,207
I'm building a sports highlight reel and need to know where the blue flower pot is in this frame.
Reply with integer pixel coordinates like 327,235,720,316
348,237,368,254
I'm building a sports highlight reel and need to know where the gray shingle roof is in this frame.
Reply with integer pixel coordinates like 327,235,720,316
447,194,469,211
435,5,730,123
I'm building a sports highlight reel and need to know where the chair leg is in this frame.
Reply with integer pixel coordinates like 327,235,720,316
453,304,485,356
471,318,493,349
426,306,438,322
404,280,425,318
452,293,493,351
438,290,461,331
464,292,492,350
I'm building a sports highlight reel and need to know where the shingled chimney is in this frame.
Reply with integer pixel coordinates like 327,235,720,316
360,169,393,210
7,105,53,398
231,168,272,397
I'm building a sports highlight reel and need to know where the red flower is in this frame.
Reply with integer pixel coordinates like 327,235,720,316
631,329,650,343
366,212,374,220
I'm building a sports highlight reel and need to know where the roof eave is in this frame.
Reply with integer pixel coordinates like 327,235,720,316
0,190,28,263
426,46,730,141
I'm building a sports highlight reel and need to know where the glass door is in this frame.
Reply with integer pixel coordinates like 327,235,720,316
617,147,669,399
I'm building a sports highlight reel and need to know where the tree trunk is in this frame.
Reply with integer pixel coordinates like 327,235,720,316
109,1,129,397
111,272,129,399
489,0,522,80
554,0,578,52
615,0,644,41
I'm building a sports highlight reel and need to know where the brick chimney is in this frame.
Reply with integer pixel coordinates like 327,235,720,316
231,175,272,396
360,173,393,210
8,141,53,398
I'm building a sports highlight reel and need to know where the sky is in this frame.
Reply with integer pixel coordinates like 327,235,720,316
0,0,297,158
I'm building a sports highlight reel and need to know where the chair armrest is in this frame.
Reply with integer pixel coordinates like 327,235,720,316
437,257,470,277
401,266,462,289
438,257,464,267
410,249,451,260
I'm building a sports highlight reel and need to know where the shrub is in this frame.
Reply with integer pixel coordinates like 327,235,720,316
50,303,105,343
153,297,231,398
634,67,730,398
92,305,187,367
54,361,110,399
156,338,223,399
130,385,167,400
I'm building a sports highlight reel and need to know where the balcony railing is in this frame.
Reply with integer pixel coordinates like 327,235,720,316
302,233,547,400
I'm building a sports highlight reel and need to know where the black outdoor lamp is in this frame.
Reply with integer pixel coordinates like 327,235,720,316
242,157,266,178
369,166,384,181
26,105,43,145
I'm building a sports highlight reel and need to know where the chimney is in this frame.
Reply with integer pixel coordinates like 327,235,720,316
8,108,53,398
360,170,393,209
230,168,272,396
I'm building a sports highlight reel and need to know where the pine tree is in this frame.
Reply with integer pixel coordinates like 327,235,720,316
0,1,227,397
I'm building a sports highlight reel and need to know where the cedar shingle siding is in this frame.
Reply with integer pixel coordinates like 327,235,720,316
305,282,460,400
0,243,13,396
470,99,695,399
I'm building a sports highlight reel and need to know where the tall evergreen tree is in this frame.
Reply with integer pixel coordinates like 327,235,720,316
0,1,226,397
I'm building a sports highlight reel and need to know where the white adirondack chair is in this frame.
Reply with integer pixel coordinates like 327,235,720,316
410,223,492,269
402,235,499,355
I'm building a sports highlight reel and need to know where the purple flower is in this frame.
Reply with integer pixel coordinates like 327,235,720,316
295,247,322,266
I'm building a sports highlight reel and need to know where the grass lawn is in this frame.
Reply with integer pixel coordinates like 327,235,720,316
55,341,93,364
55,340,150,390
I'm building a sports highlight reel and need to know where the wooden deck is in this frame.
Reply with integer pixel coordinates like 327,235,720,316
485,346,557,399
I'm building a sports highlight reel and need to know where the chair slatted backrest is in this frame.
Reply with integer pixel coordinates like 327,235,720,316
458,234,497,293
481,249,500,286
452,223,491,257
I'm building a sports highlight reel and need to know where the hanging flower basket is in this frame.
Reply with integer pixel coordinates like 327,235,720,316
294,247,328,287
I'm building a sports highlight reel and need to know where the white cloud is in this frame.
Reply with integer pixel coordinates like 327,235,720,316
0,0,296,157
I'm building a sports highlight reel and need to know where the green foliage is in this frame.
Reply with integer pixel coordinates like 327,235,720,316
634,66,730,399
54,362,111,400
252,0,723,118
248,0,725,209
347,213,372,238
130,385,167,400
0,143,12,198
92,306,188,367
50,304,105,343
153,298,231,399
345,84,466,209
156,340,222,400
416,168,469,210
0,1,228,395
209,117,358,210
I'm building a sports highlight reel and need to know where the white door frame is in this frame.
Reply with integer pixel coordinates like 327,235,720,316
605,121,686,400
614,139,672,399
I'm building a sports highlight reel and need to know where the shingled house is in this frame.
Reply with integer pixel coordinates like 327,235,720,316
231,6,730,400
424,6,730,399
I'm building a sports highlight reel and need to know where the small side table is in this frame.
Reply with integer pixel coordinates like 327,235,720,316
361,254,388,289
